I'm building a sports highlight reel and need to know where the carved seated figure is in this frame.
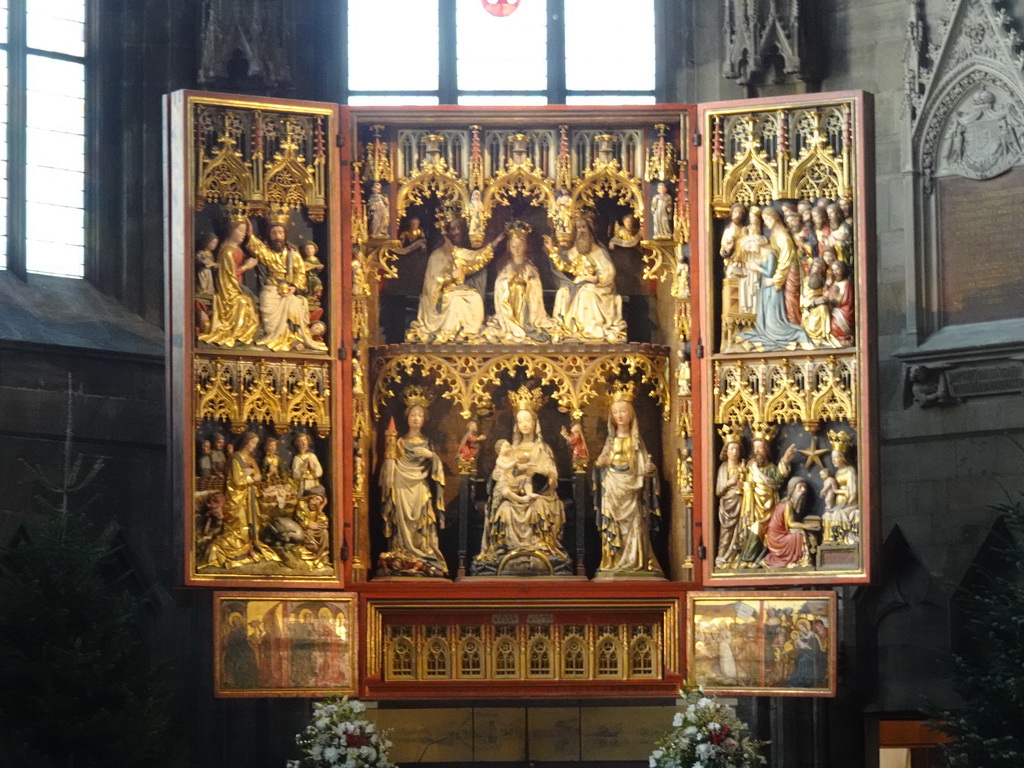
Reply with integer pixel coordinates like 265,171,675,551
405,217,502,343
472,388,572,576
482,220,559,344
821,432,858,545
544,214,626,343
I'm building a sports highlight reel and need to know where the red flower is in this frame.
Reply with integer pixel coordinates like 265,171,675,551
346,732,369,748
710,725,731,745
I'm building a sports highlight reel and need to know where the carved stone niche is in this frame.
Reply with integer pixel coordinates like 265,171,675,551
900,0,1024,399
198,0,295,95
721,0,822,95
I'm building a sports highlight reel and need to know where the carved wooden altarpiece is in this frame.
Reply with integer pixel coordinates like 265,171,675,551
166,91,874,698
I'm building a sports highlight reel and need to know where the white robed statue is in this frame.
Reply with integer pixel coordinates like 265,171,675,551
378,388,448,577
406,216,503,343
472,386,572,576
482,220,559,343
594,381,664,577
543,212,626,343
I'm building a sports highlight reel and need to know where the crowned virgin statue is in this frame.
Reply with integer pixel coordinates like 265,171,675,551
593,381,664,577
377,387,449,578
472,386,572,576
481,220,559,343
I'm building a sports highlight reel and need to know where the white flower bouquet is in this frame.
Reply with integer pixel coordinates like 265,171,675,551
287,696,395,768
649,688,766,768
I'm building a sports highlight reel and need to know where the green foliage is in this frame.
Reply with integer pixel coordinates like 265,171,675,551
939,499,1024,768
0,374,173,768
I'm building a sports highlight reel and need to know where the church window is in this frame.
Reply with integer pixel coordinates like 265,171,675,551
344,0,657,106
0,0,87,278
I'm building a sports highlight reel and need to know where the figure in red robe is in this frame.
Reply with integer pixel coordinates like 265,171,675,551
763,477,815,568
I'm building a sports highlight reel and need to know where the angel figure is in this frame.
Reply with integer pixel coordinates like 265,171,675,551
457,419,487,463
609,213,641,248
560,422,588,461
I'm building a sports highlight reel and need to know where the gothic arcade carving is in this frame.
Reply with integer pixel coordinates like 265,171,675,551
351,113,693,580
198,0,295,92
722,0,820,91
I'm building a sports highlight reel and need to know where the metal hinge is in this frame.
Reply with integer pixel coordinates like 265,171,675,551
336,133,344,148
338,342,347,361
692,131,702,147
696,338,704,358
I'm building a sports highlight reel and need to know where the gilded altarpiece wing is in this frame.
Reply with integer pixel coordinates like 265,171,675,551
167,93,345,587
696,92,876,585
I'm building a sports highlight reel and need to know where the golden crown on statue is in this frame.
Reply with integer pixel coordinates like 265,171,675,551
750,422,778,443
827,429,854,454
267,210,291,227
508,385,545,414
505,219,533,238
718,424,744,445
402,385,433,410
609,380,637,404
437,206,464,225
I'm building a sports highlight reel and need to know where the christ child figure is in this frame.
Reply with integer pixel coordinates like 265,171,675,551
819,468,839,509
493,439,535,504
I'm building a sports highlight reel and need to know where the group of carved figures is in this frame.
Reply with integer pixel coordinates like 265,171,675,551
195,219,327,352
720,198,855,353
378,382,663,579
714,427,859,571
405,213,628,345
195,430,330,571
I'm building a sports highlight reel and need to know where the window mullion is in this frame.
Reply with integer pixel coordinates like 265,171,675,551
547,0,565,104
438,0,457,104
7,0,27,279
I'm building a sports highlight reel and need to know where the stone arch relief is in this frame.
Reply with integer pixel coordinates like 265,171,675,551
899,0,1024,356
906,0,1024,192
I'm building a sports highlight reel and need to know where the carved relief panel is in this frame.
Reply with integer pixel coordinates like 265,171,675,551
696,92,875,585
167,93,344,586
